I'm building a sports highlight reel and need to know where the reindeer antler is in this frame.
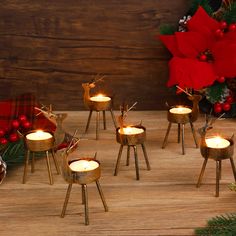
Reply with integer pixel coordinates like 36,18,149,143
90,74,105,85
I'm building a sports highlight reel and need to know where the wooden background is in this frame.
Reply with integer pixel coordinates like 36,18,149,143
0,0,191,110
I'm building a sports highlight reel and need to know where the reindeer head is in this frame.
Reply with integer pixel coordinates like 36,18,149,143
82,82,96,90
187,94,202,103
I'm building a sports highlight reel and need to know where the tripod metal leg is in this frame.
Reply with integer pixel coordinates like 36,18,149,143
114,145,123,176
133,146,140,180
141,144,151,170
190,121,198,148
51,149,60,174
85,110,93,133
219,160,222,180
45,150,53,185
126,146,130,166
96,111,100,140
216,161,220,197
103,111,106,130
31,152,35,173
110,109,117,129
162,122,172,149
96,180,108,212
178,124,180,143
196,158,208,188
23,149,30,184
82,184,89,225
230,156,236,181
61,183,72,218
181,124,185,155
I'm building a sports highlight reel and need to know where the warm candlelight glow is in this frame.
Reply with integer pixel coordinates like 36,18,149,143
26,130,52,141
119,127,144,135
90,94,111,102
206,136,230,149
169,107,192,114
69,160,99,172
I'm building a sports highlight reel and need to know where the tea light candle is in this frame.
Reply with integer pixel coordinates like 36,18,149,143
206,136,230,149
119,127,144,135
26,130,52,141
169,107,192,114
90,94,111,102
69,160,99,172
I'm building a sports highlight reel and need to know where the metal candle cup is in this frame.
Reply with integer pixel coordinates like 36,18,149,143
25,130,54,152
168,106,192,124
89,94,111,111
66,158,101,185
116,126,146,146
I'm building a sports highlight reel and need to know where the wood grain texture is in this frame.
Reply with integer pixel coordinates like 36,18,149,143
0,0,191,110
1,111,236,235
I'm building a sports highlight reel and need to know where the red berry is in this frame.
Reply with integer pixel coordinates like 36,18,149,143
215,29,224,37
18,115,27,123
9,133,19,142
0,138,8,145
11,119,20,129
199,54,207,61
220,21,227,29
226,96,234,104
214,103,222,113
229,23,236,32
216,76,225,83
22,121,31,129
0,128,5,137
222,102,231,111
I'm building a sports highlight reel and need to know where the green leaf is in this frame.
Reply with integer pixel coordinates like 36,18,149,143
159,24,176,35
189,0,213,16
205,83,227,104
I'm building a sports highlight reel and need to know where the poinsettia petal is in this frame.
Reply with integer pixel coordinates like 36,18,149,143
168,57,216,89
212,40,236,78
159,35,183,56
175,32,207,58
188,6,219,35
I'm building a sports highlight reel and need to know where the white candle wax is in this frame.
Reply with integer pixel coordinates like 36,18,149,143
119,127,144,135
206,136,230,149
26,130,52,141
169,107,192,114
90,94,111,102
69,160,99,172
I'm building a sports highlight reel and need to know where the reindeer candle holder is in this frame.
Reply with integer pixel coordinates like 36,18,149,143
82,76,117,140
61,140,108,225
162,90,202,155
196,116,236,197
114,103,151,180
23,130,60,185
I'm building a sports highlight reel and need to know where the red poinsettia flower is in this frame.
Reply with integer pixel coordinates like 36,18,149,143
159,6,236,90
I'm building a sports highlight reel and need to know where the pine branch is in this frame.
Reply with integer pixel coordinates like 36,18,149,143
222,2,236,24
189,0,213,16
159,25,176,35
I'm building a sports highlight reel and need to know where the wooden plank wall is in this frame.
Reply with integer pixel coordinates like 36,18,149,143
0,0,190,110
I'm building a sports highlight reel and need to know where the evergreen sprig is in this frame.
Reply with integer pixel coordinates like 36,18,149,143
205,82,227,104
159,24,176,35
195,213,236,235
189,0,213,16
222,2,236,24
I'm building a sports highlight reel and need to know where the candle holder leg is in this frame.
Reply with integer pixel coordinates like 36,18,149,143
133,145,140,180
82,185,85,204
96,111,100,140
196,158,208,188
114,145,123,176
85,110,93,133
23,149,30,184
141,143,151,170
126,146,130,166
110,109,117,129
82,184,89,225
103,111,106,130
219,160,222,180
51,150,60,174
181,124,185,155
45,150,53,185
216,161,220,197
162,122,172,149
61,183,73,218
190,121,198,148
31,152,35,173
229,156,236,181
178,124,181,143
96,180,108,212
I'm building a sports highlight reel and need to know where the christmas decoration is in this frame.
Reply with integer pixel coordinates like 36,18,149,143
159,0,236,116
0,156,6,184
195,213,236,235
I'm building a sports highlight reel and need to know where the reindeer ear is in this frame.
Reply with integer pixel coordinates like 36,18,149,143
231,133,234,141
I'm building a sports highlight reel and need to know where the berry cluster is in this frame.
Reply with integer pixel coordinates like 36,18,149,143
215,21,236,38
0,115,32,145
